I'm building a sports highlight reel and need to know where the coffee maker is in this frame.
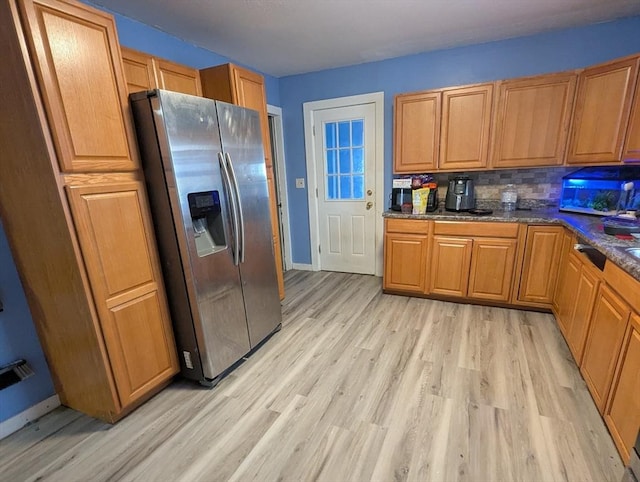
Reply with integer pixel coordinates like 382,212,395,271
445,176,475,211
390,187,413,212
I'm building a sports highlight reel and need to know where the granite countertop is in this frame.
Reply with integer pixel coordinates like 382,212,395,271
383,208,640,282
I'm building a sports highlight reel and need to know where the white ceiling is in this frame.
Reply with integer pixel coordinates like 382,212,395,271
94,0,640,77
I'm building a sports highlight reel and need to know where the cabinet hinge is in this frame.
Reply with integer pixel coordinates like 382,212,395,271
318,244,321,254
313,125,315,136
316,188,318,198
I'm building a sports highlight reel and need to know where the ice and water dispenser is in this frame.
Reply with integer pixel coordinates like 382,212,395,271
187,191,226,257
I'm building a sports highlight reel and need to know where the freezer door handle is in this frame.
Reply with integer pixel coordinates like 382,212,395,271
218,152,240,265
225,152,245,264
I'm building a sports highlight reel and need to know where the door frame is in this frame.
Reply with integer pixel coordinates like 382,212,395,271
267,104,293,271
303,92,384,276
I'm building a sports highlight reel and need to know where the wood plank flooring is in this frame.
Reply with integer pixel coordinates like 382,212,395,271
0,270,624,482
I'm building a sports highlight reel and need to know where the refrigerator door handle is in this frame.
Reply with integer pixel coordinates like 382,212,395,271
225,152,245,263
218,152,240,266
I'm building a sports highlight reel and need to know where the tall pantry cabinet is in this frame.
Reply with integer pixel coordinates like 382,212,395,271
0,0,178,421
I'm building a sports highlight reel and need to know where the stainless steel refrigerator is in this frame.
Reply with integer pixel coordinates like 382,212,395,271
130,89,282,387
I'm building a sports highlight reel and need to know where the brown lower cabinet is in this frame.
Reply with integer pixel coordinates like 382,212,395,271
430,236,473,297
566,260,601,363
553,249,602,364
581,284,631,413
65,176,178,407
384,219,519,304
383,218,430,293
604,313,640,463
517,225,563,305
552,230,640,464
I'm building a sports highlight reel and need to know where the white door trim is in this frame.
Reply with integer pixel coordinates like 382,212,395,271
303,92,384,276
267,104,293,271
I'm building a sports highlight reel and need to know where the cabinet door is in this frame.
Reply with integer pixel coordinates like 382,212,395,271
552,230,575,314
581,284,631,413
567,57,639,164
492,73,577,168
430,236,472,297
20,0,139,173
554,252,581,337
604,313,640,464
383,233,429,293
121,47,157,95
228,65,273,169
623,74,640,162
440,84,493,170
394,92,440,173
65,175,179,407
517,226,563,305
566,262,600,364
154,58,203,97
467,238,517,302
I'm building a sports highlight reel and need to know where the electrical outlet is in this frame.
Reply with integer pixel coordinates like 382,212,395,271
295,178,305,189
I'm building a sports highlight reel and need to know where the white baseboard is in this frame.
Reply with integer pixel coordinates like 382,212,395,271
0,394,60,439
291,263,314,271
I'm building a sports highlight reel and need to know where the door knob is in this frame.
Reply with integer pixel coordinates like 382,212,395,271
366,202,373,210
367,189,373,196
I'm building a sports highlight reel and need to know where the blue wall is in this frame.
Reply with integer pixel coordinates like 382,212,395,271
279,16,640,264
0,223,55,422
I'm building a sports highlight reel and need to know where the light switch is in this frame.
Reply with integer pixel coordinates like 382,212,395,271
295,178,305,189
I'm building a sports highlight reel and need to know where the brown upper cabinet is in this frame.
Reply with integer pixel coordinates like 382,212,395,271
394,53,640,172
623,72,640,162
200,63,273,168
121,47,156,93
394,91,440,173
121,47,202,97
567,56,639,164
439,83,493,170
20,0,139,173
199,63,285,300
491,73,577,168
155,58,202,96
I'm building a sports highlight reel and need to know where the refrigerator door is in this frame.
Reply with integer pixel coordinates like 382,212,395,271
216,101,282,347
149,91,251,379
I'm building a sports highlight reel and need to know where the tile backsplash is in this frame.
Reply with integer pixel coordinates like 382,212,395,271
431,167,578,208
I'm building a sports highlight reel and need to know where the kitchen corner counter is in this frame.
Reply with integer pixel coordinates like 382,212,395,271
383,209,640,281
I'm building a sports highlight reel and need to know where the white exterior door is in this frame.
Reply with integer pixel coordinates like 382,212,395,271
312,104,376,274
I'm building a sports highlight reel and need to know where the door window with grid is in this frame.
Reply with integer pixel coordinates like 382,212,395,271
324,119,365,200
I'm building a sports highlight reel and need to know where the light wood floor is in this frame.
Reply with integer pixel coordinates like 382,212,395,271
0,271,624,482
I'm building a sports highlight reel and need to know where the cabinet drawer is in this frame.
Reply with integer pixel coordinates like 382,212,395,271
434,221,518,238
385,218,430,235
604,261,640,313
